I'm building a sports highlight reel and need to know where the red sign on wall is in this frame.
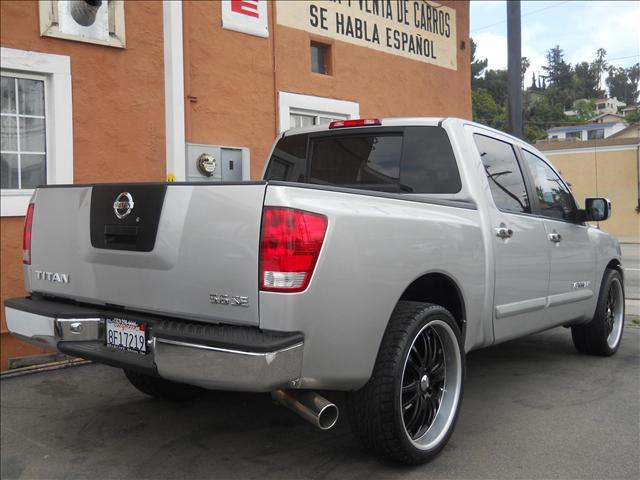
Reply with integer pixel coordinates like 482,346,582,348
231,1,259,18
222,0,268,38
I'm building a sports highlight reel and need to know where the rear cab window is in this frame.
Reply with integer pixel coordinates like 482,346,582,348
265,126,462,194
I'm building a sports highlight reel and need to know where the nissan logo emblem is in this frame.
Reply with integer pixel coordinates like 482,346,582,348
113,192,134,219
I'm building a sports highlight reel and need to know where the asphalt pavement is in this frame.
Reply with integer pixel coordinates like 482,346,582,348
2,326,638,480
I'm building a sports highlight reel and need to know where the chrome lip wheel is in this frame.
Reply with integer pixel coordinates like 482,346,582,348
605,278,624,349
400,320,462,450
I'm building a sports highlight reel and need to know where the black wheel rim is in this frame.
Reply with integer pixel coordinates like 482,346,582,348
605,287,616,335
401,326,445,440
605,278,624,349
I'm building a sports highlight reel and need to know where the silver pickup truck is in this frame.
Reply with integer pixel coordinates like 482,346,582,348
5,117,624,464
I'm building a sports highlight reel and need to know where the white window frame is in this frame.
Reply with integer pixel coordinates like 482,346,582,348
1,71,49,189
0,47,73,217
278,91,359,133
289,108,348,128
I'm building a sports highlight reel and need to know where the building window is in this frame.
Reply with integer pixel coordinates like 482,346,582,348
310,42,330,75
278,91,359,133
566,131,582,140
290,110,346,129
587,129,604,140
1,74,47,190
1,47,73,217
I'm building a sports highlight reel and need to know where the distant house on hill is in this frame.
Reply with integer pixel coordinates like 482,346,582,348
593,97,627,115
590,113,626,124
564,97,628,119
546,121,627,141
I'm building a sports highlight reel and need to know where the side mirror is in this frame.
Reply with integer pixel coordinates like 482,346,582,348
585,198,611,222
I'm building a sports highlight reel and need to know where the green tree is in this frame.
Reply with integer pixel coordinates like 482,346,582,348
470,38,488,88
592,48,608,97
543,45,573,108
573,61,599,99
607,63,640,105
521,56,530,89
625,109,640,123
522,90,567,141
571,99,596,121
472,88,506,130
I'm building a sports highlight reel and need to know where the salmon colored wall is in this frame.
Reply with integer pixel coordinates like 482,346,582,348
184,1,471,179
184,1,278,180
0,1,165,370
274,4,472,124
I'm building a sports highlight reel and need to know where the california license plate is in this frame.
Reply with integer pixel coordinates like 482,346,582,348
106,318,147,354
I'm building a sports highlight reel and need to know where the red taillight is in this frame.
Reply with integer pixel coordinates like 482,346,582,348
23,203,35,265
260,207,328,293
328,118,381,129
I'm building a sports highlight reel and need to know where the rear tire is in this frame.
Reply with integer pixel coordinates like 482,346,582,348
124,369,205,401
347,301,465,464
571,268,625,356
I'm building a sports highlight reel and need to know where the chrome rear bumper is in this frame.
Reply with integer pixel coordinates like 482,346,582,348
4,301,303,392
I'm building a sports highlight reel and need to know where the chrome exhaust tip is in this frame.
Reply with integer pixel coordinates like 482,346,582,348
271,389,339,430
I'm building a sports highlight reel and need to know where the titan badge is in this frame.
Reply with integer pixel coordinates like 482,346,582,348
35,270,70,284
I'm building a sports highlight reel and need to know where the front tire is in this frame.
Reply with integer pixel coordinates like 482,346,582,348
347,301,465,464
124,369,205,401
571,268,625,356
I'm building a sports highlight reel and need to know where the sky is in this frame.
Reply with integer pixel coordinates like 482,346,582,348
470,0,640,90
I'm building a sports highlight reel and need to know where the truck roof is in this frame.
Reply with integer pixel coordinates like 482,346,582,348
280,117,530,148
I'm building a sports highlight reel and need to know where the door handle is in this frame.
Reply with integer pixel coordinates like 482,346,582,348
548,232,562,243
495,225,513,239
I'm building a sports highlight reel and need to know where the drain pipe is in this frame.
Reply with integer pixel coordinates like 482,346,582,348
162,0,186,182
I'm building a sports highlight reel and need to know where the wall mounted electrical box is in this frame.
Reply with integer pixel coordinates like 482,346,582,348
185,143,250,182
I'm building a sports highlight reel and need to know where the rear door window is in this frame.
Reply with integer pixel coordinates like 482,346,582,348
474,134,530,214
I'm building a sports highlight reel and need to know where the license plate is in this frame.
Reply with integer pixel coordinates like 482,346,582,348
106,318,147,354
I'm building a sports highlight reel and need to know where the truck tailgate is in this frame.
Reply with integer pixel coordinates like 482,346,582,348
28,183,266,327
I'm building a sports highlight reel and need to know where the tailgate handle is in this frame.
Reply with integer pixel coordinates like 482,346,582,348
104,225,139,245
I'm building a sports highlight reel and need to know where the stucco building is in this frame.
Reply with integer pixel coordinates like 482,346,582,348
537,137,640,241
0,0,471,370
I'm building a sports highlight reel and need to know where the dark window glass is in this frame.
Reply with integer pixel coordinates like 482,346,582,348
587,128,604,140
266,127,461,194
310,43,329,74
474,134,530,213
522,150,577,222
310,135,402,188
566,131,582,140
264,134,307,182
400,127,461,193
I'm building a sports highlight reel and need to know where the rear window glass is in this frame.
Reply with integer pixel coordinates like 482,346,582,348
264,134,307,183
265,126,461,194
310,135,402,188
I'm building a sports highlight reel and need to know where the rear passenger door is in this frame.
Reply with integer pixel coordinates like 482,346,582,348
472,133,550,342
520,149,596,324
